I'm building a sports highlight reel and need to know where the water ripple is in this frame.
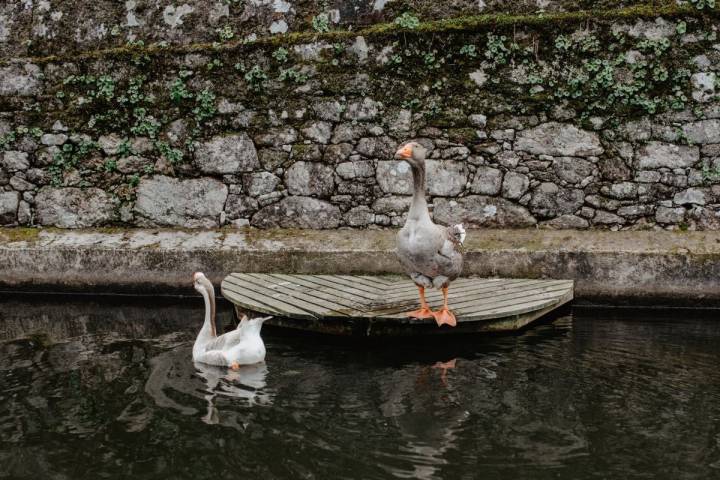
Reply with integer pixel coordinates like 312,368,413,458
1,298,720,479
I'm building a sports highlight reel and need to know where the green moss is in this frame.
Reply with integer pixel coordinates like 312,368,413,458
8,2,716,66
447,128,478,143
0,227,42,243
0,2,713,183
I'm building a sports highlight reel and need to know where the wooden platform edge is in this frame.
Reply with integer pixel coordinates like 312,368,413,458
221,274,574,336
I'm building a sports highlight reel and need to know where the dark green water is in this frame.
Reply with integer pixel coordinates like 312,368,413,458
1,295,720,480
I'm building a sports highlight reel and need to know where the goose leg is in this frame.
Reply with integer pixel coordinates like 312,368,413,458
405,285,434,319
432,359,457,387
432,287,457,327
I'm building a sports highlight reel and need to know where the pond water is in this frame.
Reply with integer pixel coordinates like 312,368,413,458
1,295,720,480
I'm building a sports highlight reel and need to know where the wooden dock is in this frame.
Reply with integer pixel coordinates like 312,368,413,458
221,274,574,336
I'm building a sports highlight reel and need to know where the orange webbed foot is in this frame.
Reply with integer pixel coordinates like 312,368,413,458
405,307,435,319
432,308,457,327
230,362,240,371
433,358,457,387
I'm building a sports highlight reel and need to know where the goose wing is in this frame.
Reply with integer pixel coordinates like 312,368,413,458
201,316,271,351
194,349,228,367
202,319,247,351
203,332,239,352
429,224,464,283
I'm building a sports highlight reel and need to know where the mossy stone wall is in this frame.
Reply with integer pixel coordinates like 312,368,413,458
1,2,720,230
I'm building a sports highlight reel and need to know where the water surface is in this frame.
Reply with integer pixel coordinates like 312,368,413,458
1,295,719,479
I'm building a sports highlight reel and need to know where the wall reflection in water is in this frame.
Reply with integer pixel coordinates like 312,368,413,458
2,295,720,480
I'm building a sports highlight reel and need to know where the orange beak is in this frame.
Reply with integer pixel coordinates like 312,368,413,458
395,144,413,159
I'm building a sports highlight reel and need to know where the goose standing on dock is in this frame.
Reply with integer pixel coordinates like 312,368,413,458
192,272,270,368
395,142,465,327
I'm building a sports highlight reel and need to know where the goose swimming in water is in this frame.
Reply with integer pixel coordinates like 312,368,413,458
395,142,465,327
192,272,270,368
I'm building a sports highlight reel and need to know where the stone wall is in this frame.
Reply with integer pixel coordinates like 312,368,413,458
0,0,651,57
1,2,720,230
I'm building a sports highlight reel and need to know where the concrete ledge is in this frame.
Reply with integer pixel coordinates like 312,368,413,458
1,228,719,307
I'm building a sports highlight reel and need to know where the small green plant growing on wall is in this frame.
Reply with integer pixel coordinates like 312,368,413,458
103,158,118,173
130,108,161,138
206,58,223,71
459,44,478,58
554,35,573,51
312,13,330,33
116,139,133,157
702,164,720,183
423,51,442,70
155,141,184,164
395,12,420,29
0,133,16,150
170,78,193,103
330,43,345,65
402,98,421,110
689,0,716,9
49,140,99,186
272,47,289,63
95,75,116,101
244,65,268,91
578,34,600,53
128,174,140,188
216,25,234,41
485,34,512,66
279,68,308,84
424,99,442,118
0,127,43,151
192,89,217,123
637,38,671,56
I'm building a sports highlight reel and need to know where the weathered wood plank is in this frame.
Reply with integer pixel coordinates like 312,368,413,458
375,279,568,311
265,274,367,312
244,273,358,316
345,275,497,297
323,275,385,296
220,273,574,335
222,282,315,319
381,278,546,303
290,274,379,301
467,288,574,320
223,276,340,317
371,287,573,321
453,286,572,316
450,282,573,311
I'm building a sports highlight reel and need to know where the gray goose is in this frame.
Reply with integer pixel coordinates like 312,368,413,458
394,142,465,327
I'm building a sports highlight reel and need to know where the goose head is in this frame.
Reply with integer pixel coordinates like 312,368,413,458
394,141,427,167
193,272,214,296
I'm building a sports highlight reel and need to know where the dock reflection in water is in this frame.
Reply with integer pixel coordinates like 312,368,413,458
1,294,720,479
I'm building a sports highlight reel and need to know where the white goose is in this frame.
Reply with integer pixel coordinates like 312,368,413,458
192,272,270,369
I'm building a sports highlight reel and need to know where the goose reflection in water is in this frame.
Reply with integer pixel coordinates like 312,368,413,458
144,346,273,428
194,361,272,425
376,357,470,480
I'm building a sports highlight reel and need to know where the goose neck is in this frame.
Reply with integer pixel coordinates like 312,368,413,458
408,161,430,220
